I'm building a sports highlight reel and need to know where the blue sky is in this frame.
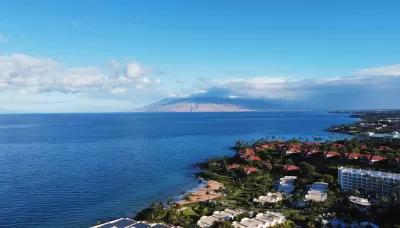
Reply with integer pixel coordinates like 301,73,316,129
1,0,400,112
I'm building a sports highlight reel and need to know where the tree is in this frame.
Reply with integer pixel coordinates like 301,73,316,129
300,162,316,177
211,220,234,228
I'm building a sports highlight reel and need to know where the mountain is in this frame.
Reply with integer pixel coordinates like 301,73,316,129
132,97,308,112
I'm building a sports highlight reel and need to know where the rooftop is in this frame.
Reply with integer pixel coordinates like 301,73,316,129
349,196,371,207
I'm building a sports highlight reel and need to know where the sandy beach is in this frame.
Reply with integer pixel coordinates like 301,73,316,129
178,180,224,205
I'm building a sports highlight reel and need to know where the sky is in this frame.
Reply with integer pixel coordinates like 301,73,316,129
1,0,400,112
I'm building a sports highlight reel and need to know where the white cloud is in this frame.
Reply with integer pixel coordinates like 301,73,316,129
0,34,7,42
353,64,400,77
142,77,151,84
126,62,151,78
0,53,160,94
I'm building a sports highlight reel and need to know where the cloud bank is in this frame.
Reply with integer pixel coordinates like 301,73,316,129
171,64,400,109
0,54,161,95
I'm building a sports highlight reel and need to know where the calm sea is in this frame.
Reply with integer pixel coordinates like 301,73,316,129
0,112,356,228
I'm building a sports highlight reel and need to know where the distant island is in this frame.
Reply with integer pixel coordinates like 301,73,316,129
132,97,309,112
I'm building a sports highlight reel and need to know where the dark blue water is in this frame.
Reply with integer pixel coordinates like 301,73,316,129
0,112,356,227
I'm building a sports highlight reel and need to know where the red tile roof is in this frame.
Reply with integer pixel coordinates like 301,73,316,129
378,146,392,151
324,151,340,157
331,143,344,148
360,145,367,150
238,148,261,161
228,163,259,173
283,164,300,171
344,153,360,159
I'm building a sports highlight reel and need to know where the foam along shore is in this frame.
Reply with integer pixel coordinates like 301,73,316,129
178,180,224,205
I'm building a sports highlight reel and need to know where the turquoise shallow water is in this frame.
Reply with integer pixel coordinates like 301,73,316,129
0,112,356,227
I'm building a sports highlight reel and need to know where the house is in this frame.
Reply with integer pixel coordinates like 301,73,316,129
304,149,320,157
369,155,387,163
324,151,340,158
359,154,386,164
228,163,259,174
281,144,302,155
344,153,361,160
238,148,261,161
275,176,297,194
331,143,344,149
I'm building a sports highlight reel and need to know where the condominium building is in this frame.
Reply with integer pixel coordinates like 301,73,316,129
338,167,400,196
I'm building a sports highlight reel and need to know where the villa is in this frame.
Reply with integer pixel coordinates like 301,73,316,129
253,192,283,204
344,153,361,160
324,151,340,158
276,176,297,194
232,212,286,228
305,182,328,202
228,164,259,174
197,209,245,228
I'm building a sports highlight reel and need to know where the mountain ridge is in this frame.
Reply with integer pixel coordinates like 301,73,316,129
132,97,308,112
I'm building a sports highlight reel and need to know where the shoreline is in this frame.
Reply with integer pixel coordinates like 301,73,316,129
177,180,224,205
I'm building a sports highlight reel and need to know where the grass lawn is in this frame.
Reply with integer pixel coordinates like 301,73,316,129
182,207,199,217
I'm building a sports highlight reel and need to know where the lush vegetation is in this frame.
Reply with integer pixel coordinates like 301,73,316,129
134,136,400,227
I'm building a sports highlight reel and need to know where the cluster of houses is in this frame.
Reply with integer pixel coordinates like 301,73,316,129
250,141,398,165
197,209,287,228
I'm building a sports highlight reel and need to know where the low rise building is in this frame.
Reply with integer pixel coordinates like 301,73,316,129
338,167,400,196
232,212,286,228
197,209,245,228
253,192,283,204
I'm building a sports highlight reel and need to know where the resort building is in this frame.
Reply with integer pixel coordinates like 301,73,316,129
232,212,286,228
197,209,245,228
275,176,297,194
91,218,169,228
305,182,328,202
349,196,371,211
253,192,283,204
338,167,400,196
356,131,400,146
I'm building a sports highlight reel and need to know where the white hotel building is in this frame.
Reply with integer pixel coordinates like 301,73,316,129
338,167,400,196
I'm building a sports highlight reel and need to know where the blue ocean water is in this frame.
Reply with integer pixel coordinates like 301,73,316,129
0,112,356,228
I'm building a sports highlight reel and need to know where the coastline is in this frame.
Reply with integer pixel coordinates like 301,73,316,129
177,180,224,205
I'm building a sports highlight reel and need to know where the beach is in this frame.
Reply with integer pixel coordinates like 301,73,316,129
178,180,224,205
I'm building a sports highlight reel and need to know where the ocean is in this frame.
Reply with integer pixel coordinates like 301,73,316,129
0,112,357,228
